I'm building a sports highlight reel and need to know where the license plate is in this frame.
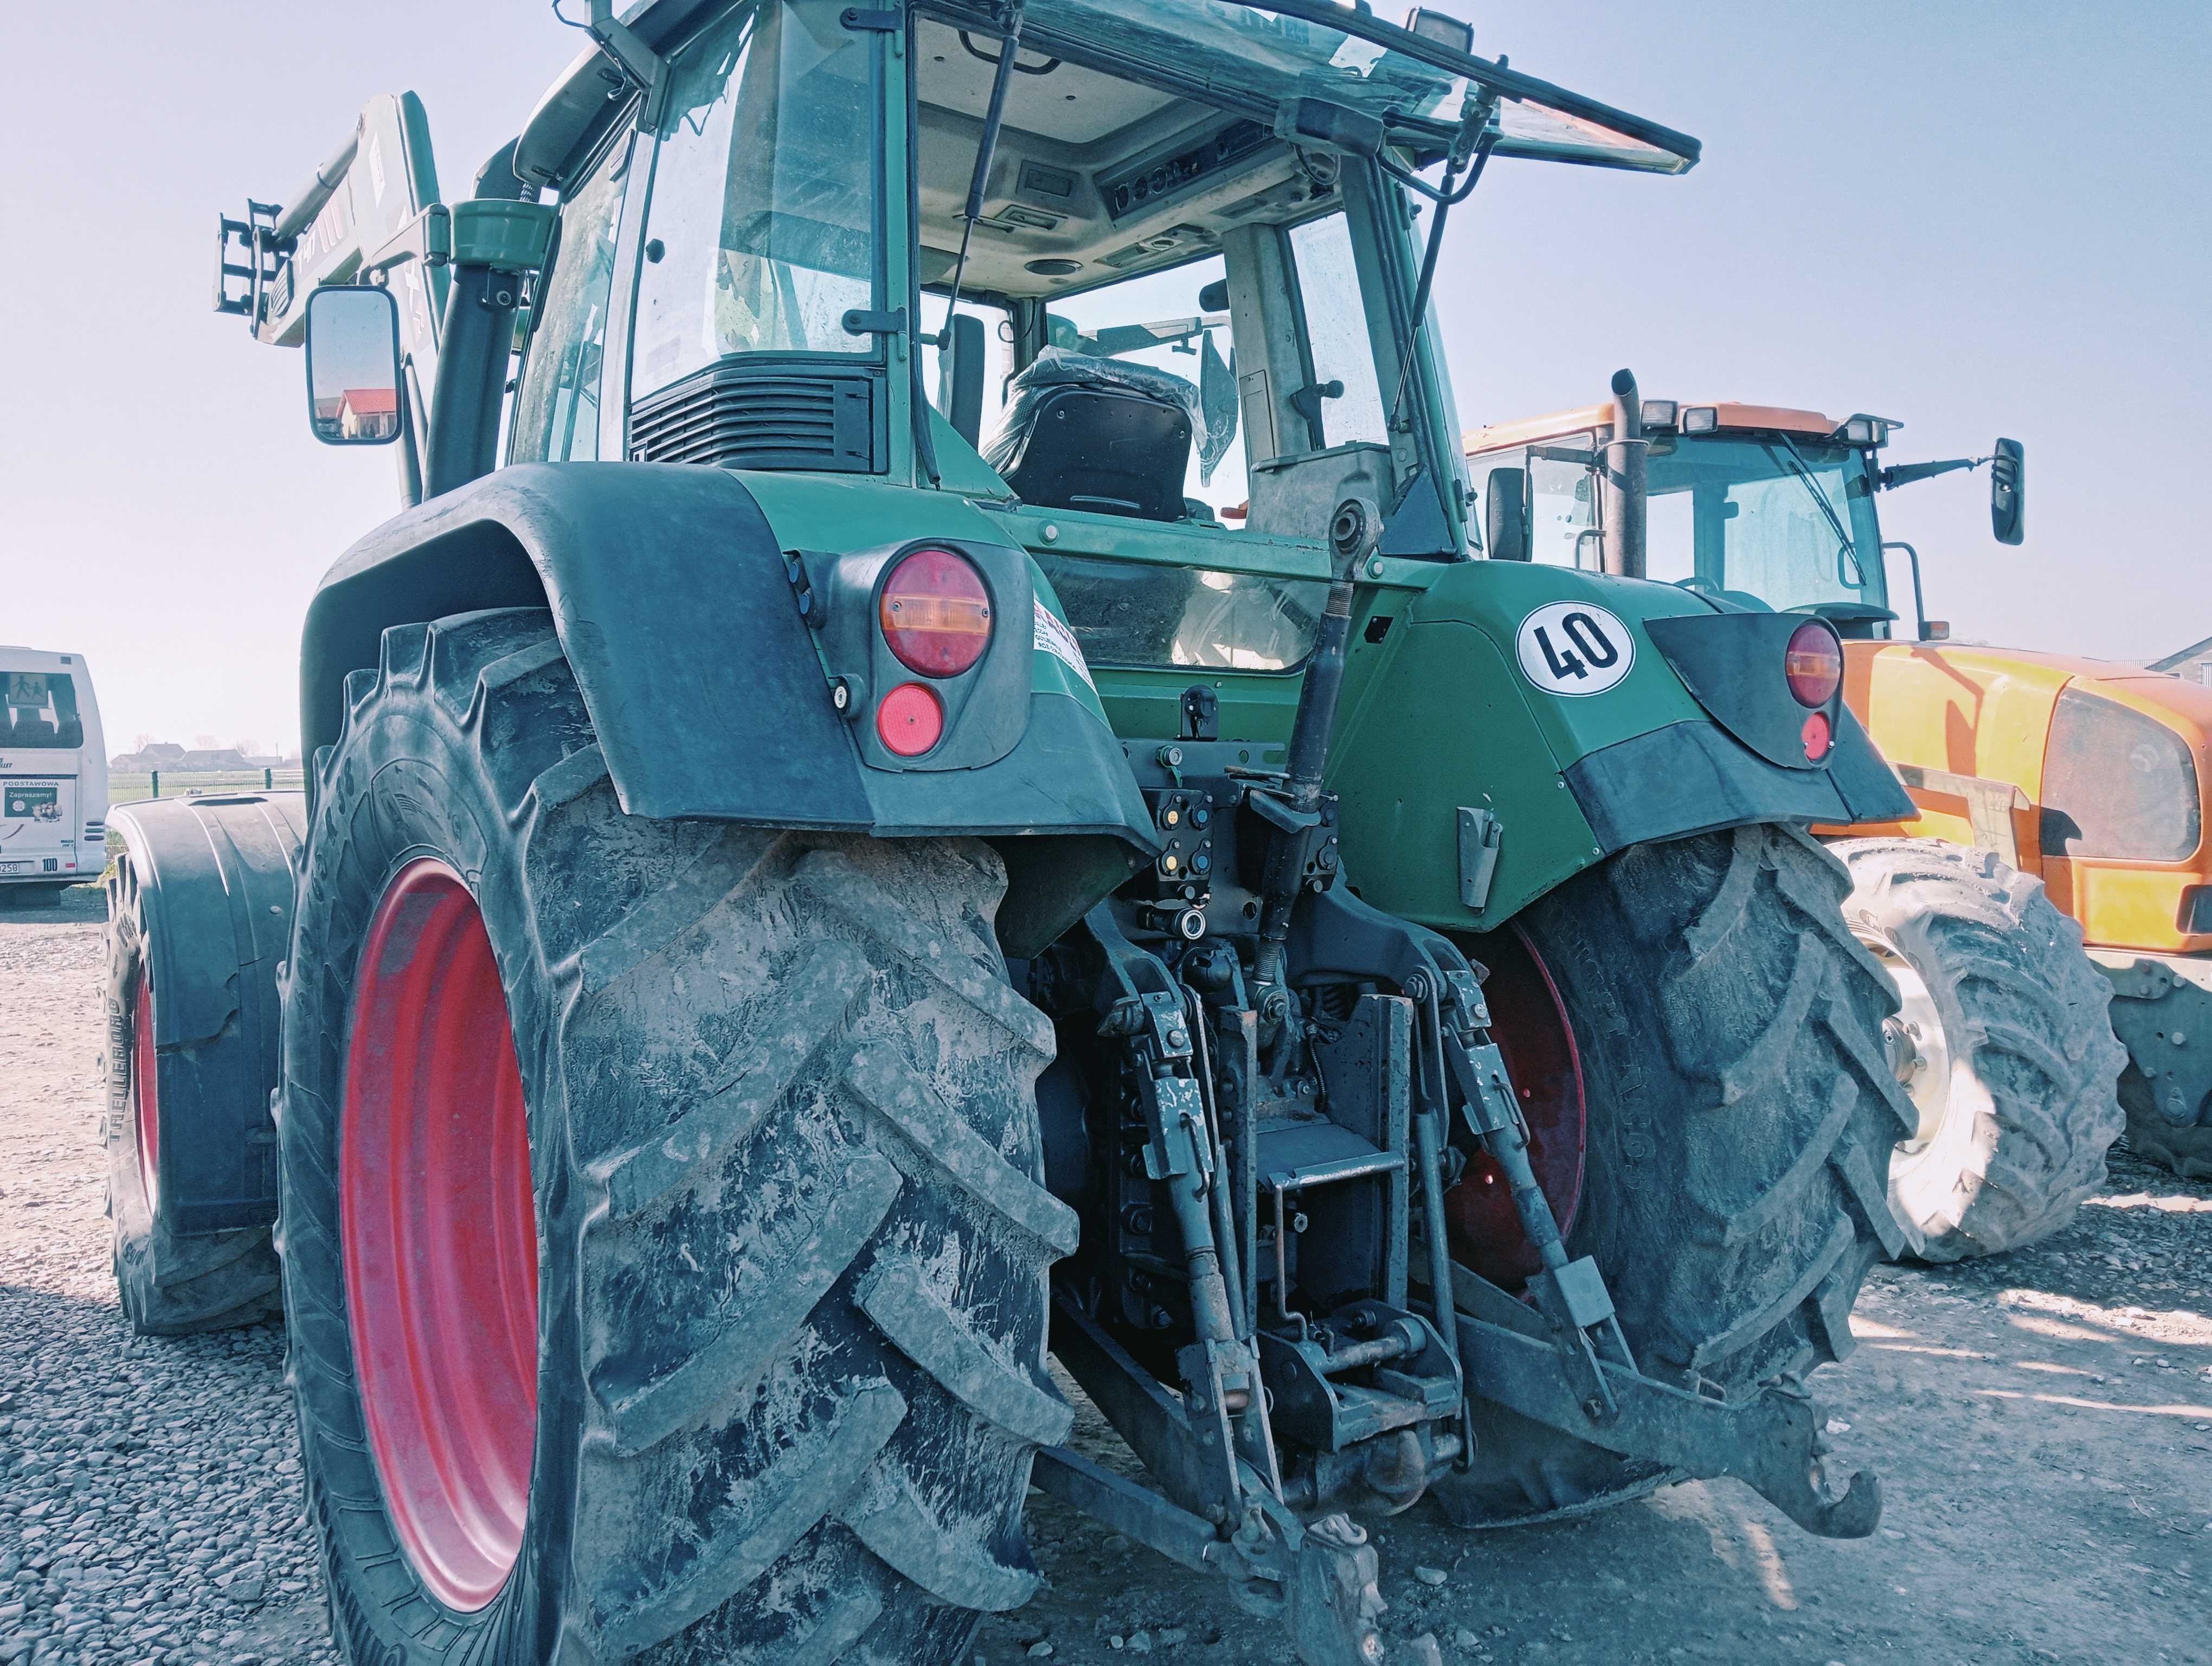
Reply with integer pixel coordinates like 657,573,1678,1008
0,861,28,875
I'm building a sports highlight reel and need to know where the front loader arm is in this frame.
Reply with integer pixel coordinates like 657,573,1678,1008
216,94,553,506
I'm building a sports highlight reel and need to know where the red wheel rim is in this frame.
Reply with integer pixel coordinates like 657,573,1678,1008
133,976,159,1210
341,860,537,1613
1446,926,1587,1288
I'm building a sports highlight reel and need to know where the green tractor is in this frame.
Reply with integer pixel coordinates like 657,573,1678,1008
107,4,1923,1661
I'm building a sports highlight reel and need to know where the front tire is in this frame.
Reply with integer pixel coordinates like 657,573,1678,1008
1435,824,1916,1527
281,610,1075,1664
1833,837,2126,1259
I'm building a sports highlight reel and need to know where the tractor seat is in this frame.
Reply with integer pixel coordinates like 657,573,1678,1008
984,348,1195,523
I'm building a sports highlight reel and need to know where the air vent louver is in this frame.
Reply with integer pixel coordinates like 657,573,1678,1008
629,361,880,473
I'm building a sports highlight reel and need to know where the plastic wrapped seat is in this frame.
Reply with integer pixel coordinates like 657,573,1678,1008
983,349,1198,522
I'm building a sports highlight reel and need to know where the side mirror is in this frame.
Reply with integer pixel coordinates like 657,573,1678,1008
304,286,403,446
1989,437,2024,545
943,312,987,448
1485,467,1531,561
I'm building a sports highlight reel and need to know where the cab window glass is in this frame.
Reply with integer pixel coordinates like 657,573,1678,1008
1645,489,1695,583
512,134,632,463
919,299,1014,447
1287,215,1386,449
992,258,1244,522
1528,437,1597,567
1038,553,1324,671
631,0,879,398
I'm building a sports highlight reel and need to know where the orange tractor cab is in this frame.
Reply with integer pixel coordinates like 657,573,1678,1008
1470,383,2208,1228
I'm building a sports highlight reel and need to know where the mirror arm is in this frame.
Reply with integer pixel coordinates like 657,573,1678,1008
1876,456,1984,491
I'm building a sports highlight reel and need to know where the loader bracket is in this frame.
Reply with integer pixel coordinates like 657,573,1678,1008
215,201,287,323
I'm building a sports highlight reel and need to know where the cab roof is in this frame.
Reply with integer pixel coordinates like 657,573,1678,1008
1464,401,1841,456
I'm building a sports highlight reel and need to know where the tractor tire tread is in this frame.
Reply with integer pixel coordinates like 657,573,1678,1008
282,608,1062,1666
1832,837,2125,1260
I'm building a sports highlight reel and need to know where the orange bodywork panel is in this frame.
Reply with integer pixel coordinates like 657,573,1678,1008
1817,643,2212,955
1464,400,1840,457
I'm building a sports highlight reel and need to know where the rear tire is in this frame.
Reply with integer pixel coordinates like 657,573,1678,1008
1833,837,2126,1259
2123,1112,2212,1180
1435,824,1915,1527
281,610,1073,1664
101,889,282,1336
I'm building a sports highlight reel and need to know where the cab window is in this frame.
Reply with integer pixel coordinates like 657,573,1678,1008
631,0,882,400
512,133,633,463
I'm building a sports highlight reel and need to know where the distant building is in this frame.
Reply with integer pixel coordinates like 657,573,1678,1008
338,387,400,441
110,744,253,772
2151,634,2212,687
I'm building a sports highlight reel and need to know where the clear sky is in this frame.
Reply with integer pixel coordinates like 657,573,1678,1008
3,3,2205,753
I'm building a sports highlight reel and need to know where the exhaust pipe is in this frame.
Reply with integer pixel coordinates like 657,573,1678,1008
1601,368,1648,580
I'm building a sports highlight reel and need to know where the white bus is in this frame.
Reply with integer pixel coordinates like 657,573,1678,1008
0,648,107,904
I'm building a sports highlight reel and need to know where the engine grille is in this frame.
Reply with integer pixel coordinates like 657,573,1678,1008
628,362,880,473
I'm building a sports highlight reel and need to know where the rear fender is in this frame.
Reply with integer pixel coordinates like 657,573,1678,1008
106,794,306,1234
298,464,1156,953
1329,561,1908,931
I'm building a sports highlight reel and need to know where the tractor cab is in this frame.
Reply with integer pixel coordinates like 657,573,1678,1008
1466,399,2024,640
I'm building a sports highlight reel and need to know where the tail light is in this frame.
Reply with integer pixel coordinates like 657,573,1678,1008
880,548,992,677
877,682,944,757
1784,621,1843,708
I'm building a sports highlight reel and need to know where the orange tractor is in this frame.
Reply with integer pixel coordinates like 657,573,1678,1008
1469,386,2211,1238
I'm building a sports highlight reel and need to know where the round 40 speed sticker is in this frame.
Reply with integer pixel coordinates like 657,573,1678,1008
1514,601,1635,697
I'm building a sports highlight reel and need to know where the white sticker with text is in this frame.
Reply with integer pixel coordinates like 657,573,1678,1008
1515,601,1635,696
1033,605,1096,690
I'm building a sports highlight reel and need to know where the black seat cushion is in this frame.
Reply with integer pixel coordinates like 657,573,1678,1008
985,349,1195,522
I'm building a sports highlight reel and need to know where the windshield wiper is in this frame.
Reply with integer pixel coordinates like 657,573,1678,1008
1769,434,1863,585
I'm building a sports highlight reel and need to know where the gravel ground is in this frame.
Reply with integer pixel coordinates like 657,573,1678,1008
4,885,2209,1665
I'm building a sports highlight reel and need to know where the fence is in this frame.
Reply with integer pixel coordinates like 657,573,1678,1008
111,769,308,802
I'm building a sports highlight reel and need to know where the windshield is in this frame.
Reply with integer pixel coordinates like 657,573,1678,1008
2,670,85,752
998,1,1697,174
630,0,880,399
1645,437,1887,616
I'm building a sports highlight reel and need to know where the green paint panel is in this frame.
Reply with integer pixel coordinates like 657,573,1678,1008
1092,665,1304,745
733,469,1109,721
1328,562,1717,930
734,470,1735,930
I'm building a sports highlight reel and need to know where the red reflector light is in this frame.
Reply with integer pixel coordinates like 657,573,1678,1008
877,682,944,757
1784,620,1843,707
1802,709,1833,762
880,548,992,677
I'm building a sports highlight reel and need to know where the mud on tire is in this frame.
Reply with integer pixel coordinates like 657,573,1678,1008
280,608,1073,1665
101,880,283,1337
1835,837,2126,1259
1436,824,1917,1527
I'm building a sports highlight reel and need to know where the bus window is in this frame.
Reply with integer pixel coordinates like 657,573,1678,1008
3,670,85,750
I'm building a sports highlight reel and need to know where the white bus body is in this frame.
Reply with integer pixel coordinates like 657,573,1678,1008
0,648,108,894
